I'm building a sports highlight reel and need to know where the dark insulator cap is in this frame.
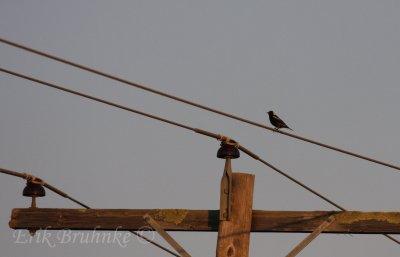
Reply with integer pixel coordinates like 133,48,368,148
23,181,46,197
217,142,240,159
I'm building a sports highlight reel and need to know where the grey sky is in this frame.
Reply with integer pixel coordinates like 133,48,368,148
1,1,399,256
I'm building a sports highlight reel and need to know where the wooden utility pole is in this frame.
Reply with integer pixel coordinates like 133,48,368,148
216,172,254,257
215,140,254,257
6,141,400,257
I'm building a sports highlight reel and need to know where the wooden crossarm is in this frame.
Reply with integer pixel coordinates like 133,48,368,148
9,209,400,234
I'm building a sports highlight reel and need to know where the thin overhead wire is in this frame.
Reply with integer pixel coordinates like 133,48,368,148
0,37,399,173
0,167,180,257
238,145,345,210
236,147,400,245
0,67,220,139
1,67,398,245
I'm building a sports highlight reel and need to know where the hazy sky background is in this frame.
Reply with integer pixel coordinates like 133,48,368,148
1,1,400,256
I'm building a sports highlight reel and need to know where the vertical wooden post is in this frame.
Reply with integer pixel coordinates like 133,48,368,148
216,172,255,257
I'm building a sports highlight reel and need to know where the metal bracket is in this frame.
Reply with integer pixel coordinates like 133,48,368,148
220,158,233,221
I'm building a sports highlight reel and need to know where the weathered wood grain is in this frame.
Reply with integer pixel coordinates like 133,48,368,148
216,173,254,257
10,208,400,234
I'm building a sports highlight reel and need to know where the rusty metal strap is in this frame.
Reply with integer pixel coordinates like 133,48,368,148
220,159,233,221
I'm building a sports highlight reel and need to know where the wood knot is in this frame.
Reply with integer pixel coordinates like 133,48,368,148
227,244,235,257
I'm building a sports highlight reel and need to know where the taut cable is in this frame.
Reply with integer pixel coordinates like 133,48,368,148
0,37,399,173
1,67,398,245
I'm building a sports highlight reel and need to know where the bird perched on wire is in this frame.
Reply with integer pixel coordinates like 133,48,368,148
267,111,293,131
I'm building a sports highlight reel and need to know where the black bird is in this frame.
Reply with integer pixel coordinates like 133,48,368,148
267,111,292,130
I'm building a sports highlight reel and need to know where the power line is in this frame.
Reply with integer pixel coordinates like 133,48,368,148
0,167,180,257
0,167,90,209
238,145,345,210
236,148,400,245
1,67,398,245
0,37,399,173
